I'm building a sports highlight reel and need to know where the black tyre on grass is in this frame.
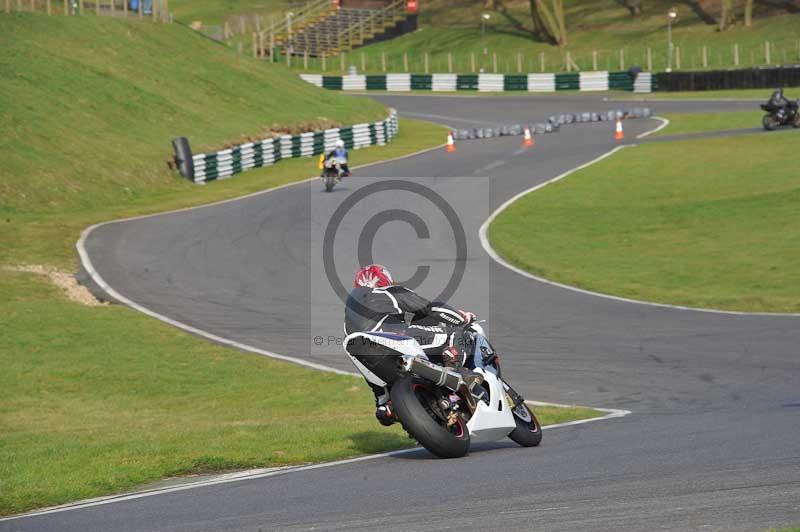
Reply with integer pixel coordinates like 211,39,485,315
508,402,542,447
390,376,470,459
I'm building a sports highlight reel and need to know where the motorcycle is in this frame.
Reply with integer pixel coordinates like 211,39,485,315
321,156,348,192
344,322,542,458
760,99,800,130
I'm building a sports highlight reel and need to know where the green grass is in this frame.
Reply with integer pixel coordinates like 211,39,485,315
287,0,800,74
0,268,598,515
0,12,391,269
169,0,284,26
489,131,800,312
0,13,600,516
620,88,786,100
653,110,763,136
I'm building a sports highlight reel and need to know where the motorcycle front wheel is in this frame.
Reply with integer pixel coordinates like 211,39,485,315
762,114,779,131
508,402,542,447
324,174,336,192
390,376,470,459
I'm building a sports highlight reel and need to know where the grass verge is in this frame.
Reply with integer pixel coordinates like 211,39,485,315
653,110,763,136
489,131,800,312
619,88,781,100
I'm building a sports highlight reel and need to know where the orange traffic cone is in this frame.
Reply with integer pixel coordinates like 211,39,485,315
523,126,534,147
446,131,456,152
614,118,625,140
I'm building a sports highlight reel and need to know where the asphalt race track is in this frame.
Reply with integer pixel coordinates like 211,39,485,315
6,94,800,531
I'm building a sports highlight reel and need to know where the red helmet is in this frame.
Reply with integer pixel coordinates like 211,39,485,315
354,264,394,288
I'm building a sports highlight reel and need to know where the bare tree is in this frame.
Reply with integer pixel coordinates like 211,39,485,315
528,0,567,45
744,0,753,27
719,0,733,30
617,0,642,16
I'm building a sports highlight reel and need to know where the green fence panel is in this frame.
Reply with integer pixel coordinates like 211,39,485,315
555,72,580,90
366,75,387,90
339,126,354,149
456,74,479,90
410,74,432,90
272,139,282,163
291,135,302,158
322,76,343,90
504,75,528,91
609,71,634,91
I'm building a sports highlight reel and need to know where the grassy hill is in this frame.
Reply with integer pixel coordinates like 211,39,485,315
0,13,390,265
296,0,800,73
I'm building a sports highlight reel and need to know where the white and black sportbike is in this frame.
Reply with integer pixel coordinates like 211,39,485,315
344,322,542,458
321,156,347,192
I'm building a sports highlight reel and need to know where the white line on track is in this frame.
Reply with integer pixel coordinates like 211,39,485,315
0,401,629,523
636,116,669,138
478,123,800,318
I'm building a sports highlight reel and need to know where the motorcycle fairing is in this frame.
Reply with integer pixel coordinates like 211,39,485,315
466,368,517,442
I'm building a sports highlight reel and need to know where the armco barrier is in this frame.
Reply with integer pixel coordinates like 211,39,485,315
182,111,399,183
302,71,653,93
654,65,800,91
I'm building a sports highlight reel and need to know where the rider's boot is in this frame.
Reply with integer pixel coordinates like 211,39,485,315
373,389,397,427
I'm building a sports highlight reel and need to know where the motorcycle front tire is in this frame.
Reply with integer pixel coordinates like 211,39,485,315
390,376,470,459
508,402,543,447
324,174,335,192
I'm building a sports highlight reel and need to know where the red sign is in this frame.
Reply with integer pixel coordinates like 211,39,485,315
407,0,418,14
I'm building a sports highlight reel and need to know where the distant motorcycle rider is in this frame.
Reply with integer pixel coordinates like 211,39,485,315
344,264,479,426
768,87,789,111
325,139,351,177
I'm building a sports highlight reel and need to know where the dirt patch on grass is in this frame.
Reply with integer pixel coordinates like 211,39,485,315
7,265,106,307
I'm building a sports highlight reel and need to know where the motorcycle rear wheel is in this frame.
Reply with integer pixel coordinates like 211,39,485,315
390,376,470,459
762,114,779,131
508,402,543,447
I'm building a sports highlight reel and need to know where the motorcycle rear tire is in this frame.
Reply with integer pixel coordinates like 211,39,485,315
390,376,470,459
762,114,779,131
508,402,543,447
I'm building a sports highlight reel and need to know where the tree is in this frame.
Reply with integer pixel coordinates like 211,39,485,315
528,0,567,46
619,0,642,16
744,0,753,27
719,0,733,30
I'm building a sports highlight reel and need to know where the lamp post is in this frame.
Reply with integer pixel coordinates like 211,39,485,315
666,8,678,72
481,13,491,56
286,11,294,56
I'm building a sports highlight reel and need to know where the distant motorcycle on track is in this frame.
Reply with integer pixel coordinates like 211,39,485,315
321,156,348,193
344,321,542,458
760,99,800,131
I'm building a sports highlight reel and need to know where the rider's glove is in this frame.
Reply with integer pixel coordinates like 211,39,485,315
458,310,477,324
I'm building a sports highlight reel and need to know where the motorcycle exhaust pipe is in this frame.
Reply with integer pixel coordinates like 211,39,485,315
407,356,470,393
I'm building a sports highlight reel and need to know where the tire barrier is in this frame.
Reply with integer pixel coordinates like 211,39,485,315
655,65,800,92
174,110,399,183
450,108,651,141
300,71,655,93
